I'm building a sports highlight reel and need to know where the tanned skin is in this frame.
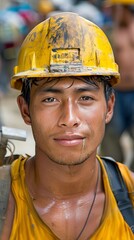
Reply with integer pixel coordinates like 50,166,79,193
2,77,134,240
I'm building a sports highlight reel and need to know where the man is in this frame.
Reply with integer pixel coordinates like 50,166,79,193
1,12,134,239
101,0,134,171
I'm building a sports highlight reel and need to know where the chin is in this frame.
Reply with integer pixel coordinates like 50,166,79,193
49,152,90,166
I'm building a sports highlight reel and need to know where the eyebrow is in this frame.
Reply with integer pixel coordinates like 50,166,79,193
41,88,63,94
41,85,99,93
40,85,99,94
75,86,99,92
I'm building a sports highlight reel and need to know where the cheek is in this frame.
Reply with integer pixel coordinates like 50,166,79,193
83,102,106,124
30,105,57,139
94,103,106,128
84,104,106,140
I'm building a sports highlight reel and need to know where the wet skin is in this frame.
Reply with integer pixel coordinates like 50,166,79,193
19,77,114,167
2,77,134,239
15,76,115,239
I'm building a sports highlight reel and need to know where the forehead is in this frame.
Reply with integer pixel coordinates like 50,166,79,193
31,76,103,91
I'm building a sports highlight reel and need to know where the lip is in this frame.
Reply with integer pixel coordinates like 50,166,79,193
54,134,85,147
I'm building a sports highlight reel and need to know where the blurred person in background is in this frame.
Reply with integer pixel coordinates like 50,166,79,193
100,0,134,171
0,51,2,128
0,9,25,95
37,0,56,20
7,0,39,33
37,0,104,27
71,0,104,27
37,0,75,20
0,0,39,96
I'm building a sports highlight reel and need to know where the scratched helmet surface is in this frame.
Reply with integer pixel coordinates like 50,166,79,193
11,12,120,90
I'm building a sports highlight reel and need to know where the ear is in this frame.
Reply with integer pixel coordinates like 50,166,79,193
17,95,31,125
105,93,115,124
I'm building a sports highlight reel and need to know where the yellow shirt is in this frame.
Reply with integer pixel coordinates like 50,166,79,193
10,156,134,240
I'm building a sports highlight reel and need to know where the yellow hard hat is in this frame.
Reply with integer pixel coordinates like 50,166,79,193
106,0,134,5
11,12,120,90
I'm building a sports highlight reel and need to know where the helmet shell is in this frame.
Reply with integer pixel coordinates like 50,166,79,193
11,12,120,90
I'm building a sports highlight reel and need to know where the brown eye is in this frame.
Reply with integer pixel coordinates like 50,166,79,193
44,97,56,102
81,96,93,101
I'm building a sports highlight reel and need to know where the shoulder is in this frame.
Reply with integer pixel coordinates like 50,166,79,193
130,171,134,181
1,191,15,240
99,157,134,190
10,155,29,178
117,162,134,197
117,162,134,182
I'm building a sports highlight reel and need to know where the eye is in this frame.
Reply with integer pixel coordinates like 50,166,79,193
43,97,57,103
80,96,93,101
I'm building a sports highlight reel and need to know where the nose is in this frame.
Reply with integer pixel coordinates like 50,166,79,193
58,99,81,128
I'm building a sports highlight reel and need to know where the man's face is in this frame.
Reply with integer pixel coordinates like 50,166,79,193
18,77,115,166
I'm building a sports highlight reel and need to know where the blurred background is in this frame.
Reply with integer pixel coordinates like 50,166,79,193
0,0,134,170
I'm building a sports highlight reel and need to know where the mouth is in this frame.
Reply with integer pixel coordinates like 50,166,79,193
54,134,85,147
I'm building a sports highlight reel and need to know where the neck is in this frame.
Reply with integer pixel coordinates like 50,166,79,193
26,153,100,199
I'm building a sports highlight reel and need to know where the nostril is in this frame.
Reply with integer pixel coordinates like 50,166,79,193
61,123,67,127
59,120,80,128
73,122,79,127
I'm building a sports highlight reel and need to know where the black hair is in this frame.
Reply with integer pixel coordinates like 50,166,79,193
20,76,114,106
